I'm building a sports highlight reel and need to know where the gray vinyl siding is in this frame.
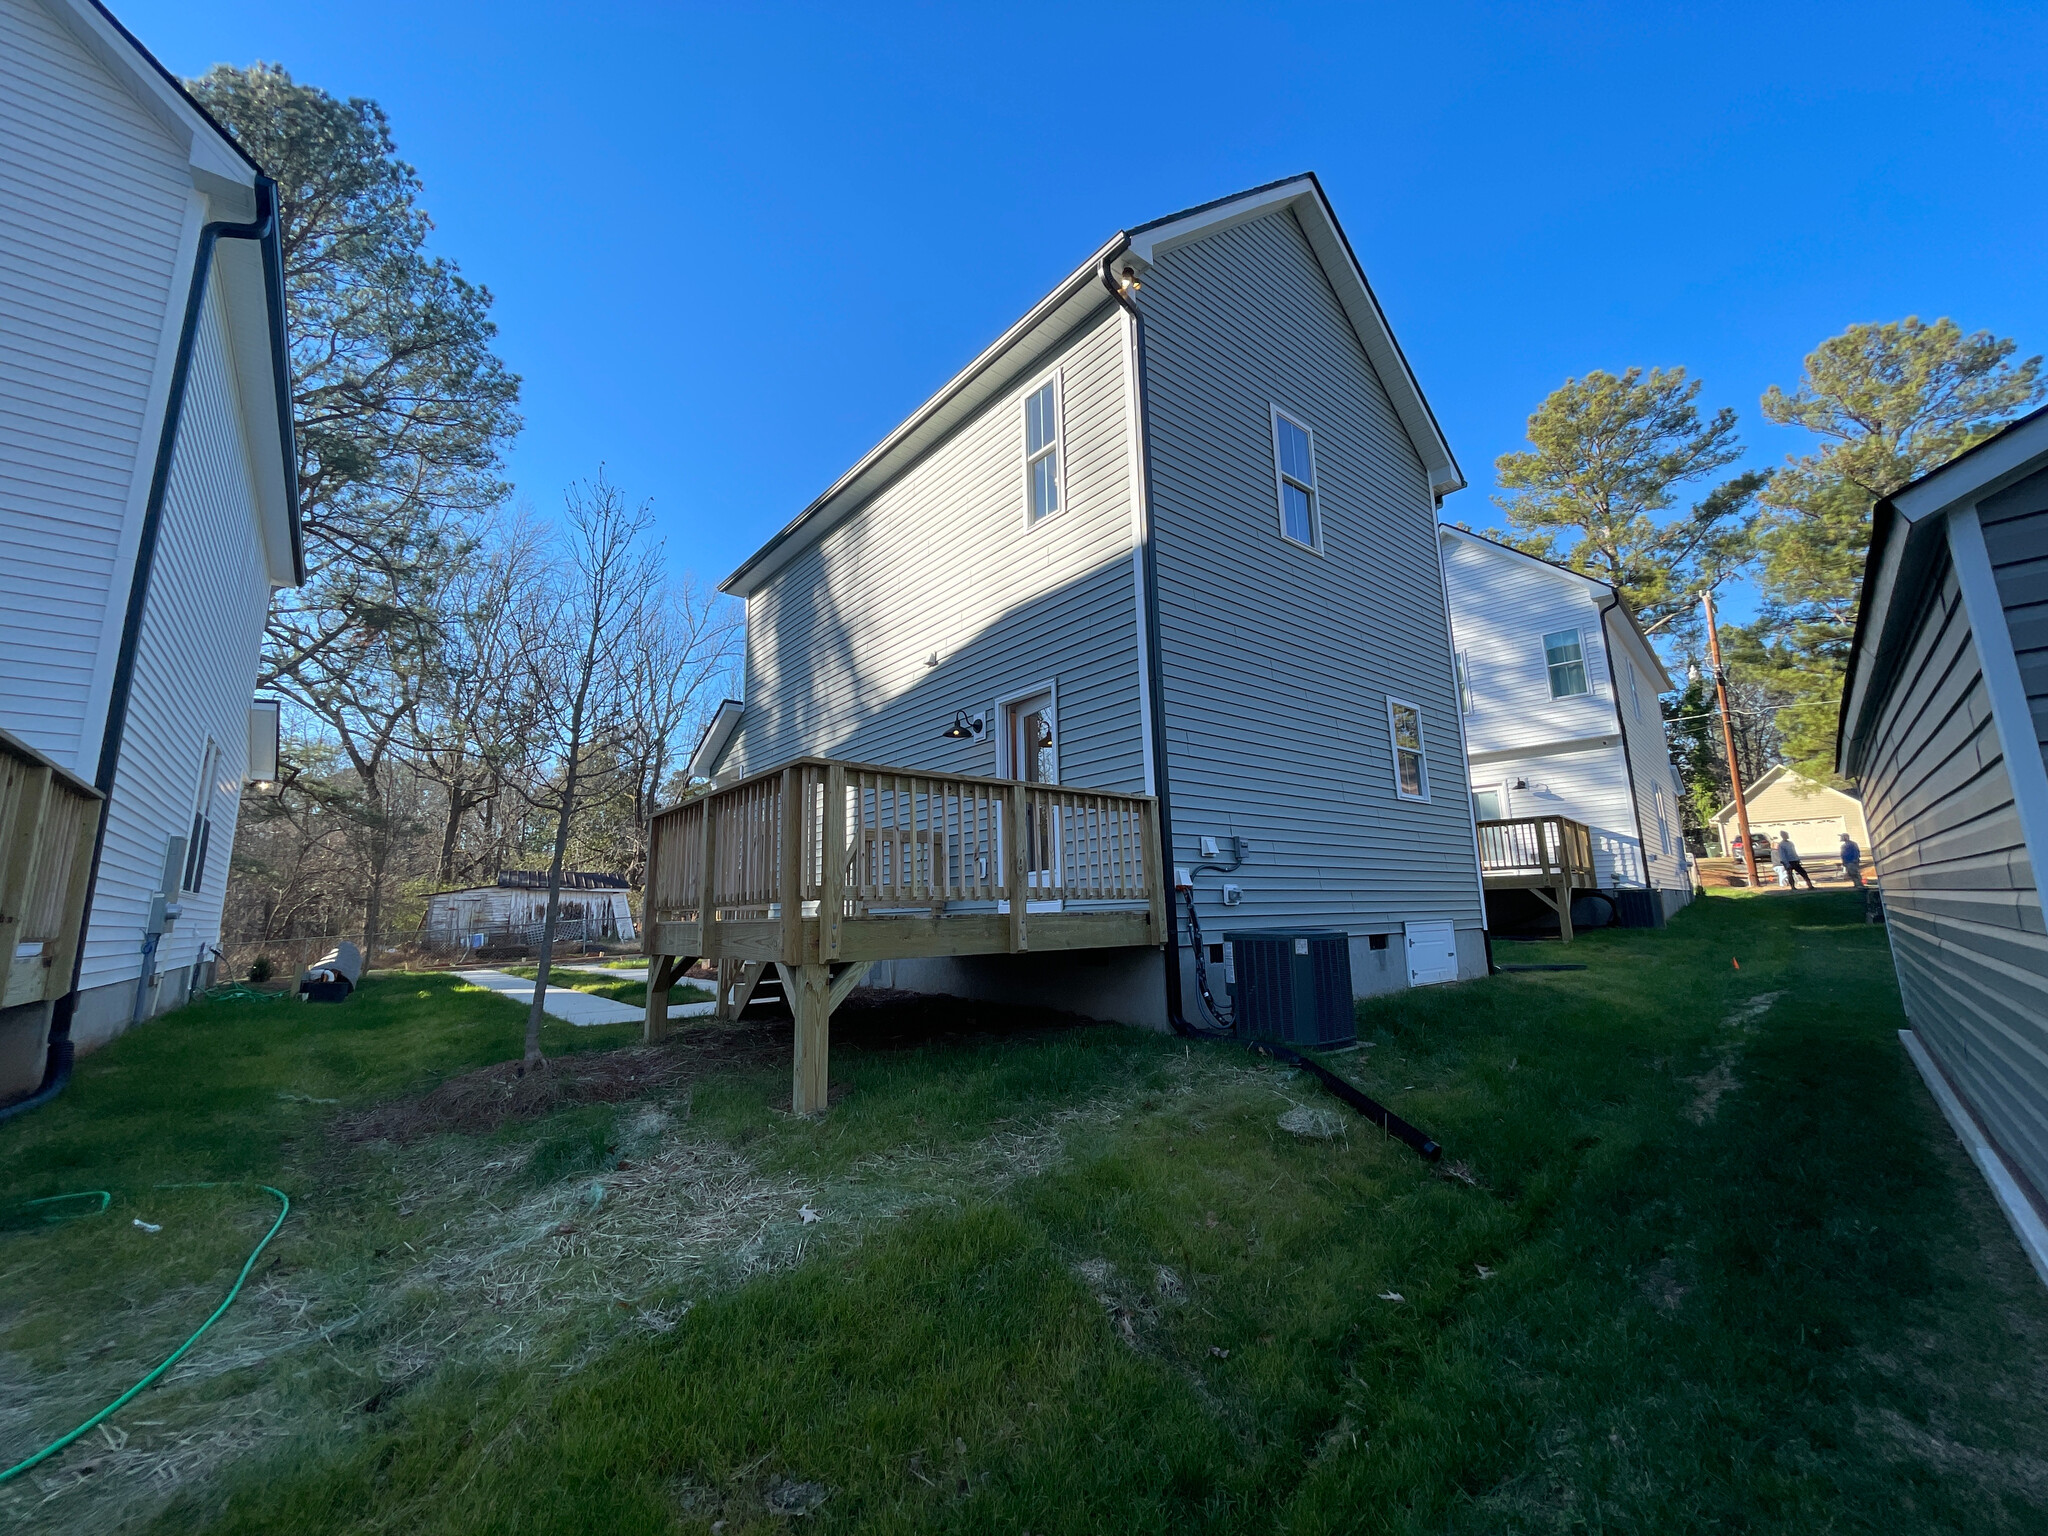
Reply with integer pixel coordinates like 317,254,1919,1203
1978,466,2048,761
0,0,194,775
723,305,1144,792
1138,209,1484,936
1860,544,2048,1200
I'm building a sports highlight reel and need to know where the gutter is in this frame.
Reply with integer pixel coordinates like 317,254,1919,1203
1599,593,1655,896
1097,246,1439,1161
2,179,287,1124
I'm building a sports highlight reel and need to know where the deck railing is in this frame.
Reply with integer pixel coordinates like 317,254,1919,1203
0,729,103,1011
1475,815,1594,882
645,756,1161,954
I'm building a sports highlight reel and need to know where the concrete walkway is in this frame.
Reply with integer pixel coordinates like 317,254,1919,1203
457,969,718,1028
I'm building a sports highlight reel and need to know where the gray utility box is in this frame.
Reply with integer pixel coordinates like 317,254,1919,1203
1223,929,1356,1049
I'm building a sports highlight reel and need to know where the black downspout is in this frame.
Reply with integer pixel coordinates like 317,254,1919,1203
1599,593,1654,913
1098,248,1439,1161
0,180,283,1126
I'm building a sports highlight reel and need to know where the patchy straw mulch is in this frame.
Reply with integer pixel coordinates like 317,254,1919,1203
335,1021,788,1144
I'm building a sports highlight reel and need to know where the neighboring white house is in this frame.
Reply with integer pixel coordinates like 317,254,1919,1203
0,0,300,1099
698,174,1488,1024
1710,764,1870,866
422,872,637,947
1439,527,1694,923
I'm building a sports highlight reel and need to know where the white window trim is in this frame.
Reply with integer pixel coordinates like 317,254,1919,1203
1543,627,1590,699
1624,654,1642,720
1021,370,1065,526
1386,696,1430,802
1455,650,1475,715
1269,404,1322,554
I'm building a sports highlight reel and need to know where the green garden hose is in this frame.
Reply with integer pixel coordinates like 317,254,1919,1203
0,1184,290,1486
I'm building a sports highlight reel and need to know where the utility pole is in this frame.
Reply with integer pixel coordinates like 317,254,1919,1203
1702,589,1761,889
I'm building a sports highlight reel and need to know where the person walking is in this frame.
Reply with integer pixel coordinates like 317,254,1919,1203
1839,832,1864,888
1776,831,1816,890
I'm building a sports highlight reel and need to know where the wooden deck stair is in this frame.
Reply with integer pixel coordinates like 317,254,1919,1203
642,755,1164,1113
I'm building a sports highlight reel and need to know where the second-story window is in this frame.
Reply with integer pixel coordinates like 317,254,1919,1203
1544,628,1589,698
1387,697,1429,800
1272,409,1318,548
1025,379,1061,521
1625,654,1642,719
1455,651,1475,714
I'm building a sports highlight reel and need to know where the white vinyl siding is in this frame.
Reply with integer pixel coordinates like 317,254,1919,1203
0,0,195,775
723,307,1142,793
79,277,270,997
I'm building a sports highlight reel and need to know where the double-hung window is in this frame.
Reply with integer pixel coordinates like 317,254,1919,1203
1544,629,1589,698
1024,378,1061,521
1625,655,1642,719
1272,409,1318,548
1387,698,1428,800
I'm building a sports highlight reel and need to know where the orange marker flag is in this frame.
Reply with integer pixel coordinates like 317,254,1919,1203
1732,958,1741,970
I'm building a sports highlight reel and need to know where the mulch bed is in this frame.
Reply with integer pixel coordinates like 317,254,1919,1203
332,989,1110,1145
334,1020,788,1144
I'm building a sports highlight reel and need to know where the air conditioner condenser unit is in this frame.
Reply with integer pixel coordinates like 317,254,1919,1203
1222,929,1355,1049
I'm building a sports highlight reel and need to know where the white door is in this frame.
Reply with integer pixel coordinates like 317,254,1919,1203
1471,784,1504,823
1405,921,1459,986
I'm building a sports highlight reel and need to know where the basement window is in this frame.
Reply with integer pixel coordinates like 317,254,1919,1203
1025,377,1062,521
1272,409,1319,549
1544,629,1589,698
1387,698,1429,801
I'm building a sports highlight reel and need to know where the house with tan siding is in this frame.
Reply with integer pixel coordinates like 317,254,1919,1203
0,0,299,1109
697,175,1488,1027
1838,404,2048,1289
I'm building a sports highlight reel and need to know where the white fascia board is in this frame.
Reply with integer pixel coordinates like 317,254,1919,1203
210,238,297,587
39,0,259,191
1132,178,1462,497
721,243,1120,597
1948,506,2048,885
1892,410,2048,524
685,699,745,781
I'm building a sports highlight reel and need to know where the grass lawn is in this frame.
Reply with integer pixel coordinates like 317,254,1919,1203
3,891,2044,1533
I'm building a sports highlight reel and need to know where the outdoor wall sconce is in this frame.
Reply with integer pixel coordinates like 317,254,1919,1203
1512,778,1528,790
941,709,987,742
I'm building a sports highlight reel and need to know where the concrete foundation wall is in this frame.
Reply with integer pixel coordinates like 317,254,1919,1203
70,960,197,1055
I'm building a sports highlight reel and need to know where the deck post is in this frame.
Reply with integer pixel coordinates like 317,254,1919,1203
784,961,832,1114
1139,804,1166,941
778,767,805,964
1006,782,1029,953
643,955,678,1042
696,796,720,969
821,763,846,961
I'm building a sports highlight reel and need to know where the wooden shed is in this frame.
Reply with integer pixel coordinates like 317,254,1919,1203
1837,404,2048,1288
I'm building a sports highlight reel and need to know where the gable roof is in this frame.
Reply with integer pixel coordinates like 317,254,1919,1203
1837,403,2048,776
721,173,1461,598
1439,525,1676,691
1709,764,1861,828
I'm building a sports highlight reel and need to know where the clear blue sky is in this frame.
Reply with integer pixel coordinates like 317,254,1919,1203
124,0,2047,617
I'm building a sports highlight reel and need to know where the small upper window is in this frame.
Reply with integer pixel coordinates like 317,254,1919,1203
1544,629,1589,698
1387,698,1428,801
183,740,221,893
1455,651,1475,715
1025,380,1061,521
1272,410,1318,548
1625,655,1642,719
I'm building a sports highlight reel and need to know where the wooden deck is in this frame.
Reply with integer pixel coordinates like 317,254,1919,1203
641,756,1164,1112
0,728,102,1012
1476,815,1595,942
